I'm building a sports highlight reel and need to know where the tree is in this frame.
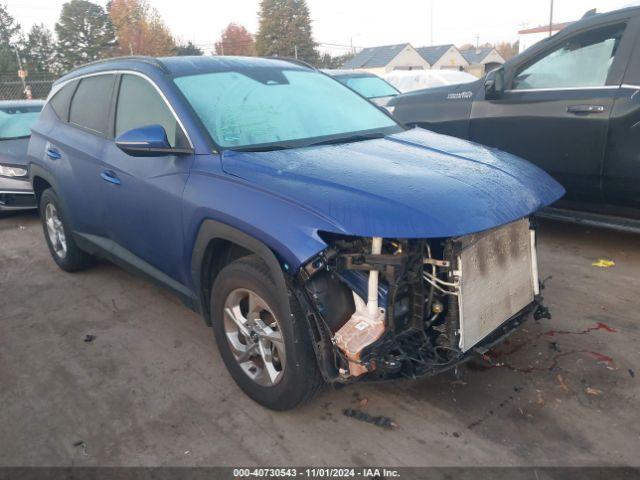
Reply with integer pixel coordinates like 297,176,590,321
317,51,353,69
255,0,318,63
108,0,175,57
459,42,493,51
173,41,203,56
496,41,519,60
215,23,255,56
22,23,55,74
0,3,21,73
55,0,116,72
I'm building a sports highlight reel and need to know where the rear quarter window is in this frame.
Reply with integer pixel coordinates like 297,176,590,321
69,74,116,135
49,80,78,121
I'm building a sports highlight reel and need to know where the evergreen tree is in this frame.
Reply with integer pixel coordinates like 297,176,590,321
22,24,55,74
173,41,203,56
255,0,318,63
317,52,353,69
55,0,117,72
0,3,21,73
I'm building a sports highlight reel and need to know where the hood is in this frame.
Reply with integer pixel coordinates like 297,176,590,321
221,128,565,239
0,137,30,166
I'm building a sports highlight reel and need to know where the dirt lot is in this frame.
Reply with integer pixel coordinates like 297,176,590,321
0,211,638,467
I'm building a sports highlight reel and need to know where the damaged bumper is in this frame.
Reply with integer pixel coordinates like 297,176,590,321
292,217,548,383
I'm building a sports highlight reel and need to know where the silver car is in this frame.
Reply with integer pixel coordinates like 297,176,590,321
0,100,43,212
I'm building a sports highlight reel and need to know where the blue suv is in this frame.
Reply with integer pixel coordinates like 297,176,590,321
28,56,564,410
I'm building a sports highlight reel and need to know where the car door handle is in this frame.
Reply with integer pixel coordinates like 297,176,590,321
46,148,62,160
100,170,121,185
567,104,605,114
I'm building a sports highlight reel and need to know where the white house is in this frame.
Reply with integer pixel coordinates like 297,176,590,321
342,43,430,75
460,47,506,77
416,44,469,71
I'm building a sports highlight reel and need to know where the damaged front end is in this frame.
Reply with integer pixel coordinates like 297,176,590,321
291,217,547,383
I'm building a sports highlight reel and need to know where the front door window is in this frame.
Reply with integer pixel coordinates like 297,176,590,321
512,23,626,90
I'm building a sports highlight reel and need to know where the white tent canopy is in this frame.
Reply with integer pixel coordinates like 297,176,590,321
383,70,476,93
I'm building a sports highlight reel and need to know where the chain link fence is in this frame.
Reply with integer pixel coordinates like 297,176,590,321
0,73,56,101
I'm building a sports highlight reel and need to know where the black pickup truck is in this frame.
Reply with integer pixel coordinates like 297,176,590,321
389,6,640,229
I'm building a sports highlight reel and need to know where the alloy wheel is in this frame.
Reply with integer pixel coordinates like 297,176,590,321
45,203,67,259
222,288,286,387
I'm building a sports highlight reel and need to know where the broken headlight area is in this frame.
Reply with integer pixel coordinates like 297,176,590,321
293,217,547,383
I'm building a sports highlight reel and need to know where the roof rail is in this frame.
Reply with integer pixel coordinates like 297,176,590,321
582,8,598,18
65,55,170,75
265,56,316,70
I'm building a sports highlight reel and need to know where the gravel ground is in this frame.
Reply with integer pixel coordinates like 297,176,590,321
0,211,638,467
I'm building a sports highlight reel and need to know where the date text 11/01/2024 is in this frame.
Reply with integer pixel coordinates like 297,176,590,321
232,468,401,478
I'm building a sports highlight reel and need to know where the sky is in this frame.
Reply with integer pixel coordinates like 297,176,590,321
6,0,638,54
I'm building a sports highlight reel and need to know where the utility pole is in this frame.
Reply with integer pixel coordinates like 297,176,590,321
294,44,298,59
475,33,480,49
14,47,26,92
549,0,554,36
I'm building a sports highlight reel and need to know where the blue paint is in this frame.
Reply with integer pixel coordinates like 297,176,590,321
115,124,172,156
31,57,564,297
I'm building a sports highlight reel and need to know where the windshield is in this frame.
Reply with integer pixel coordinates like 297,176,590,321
0,105,41,140
342,75,399,99
174,68,400,150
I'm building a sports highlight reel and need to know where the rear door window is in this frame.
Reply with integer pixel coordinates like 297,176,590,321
69,74,115,135
115,74,186,148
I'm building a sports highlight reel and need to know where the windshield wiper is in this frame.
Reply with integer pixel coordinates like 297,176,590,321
228,132,387,152
305,132,385,147
0,135,30,141
229,144,298,153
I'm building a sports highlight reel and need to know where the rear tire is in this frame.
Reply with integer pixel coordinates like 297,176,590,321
210,256,323,410
39,188,93,272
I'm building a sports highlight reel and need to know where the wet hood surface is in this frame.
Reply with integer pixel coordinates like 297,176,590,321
221,128,565,238
0,137,30,166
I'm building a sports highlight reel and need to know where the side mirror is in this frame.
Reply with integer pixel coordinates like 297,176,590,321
115,124,193,157
484,67,505,100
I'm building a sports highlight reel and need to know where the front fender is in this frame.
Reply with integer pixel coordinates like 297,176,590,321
183,170,343,275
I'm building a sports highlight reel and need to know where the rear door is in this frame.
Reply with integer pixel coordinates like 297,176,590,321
46,74,116,236
101,73,194,285
469,22,629,202
603,16,640,208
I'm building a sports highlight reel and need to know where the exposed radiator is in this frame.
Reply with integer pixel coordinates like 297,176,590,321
456,218,537,351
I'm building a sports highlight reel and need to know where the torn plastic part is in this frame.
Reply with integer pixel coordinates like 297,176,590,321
367,237,383,316
334,292,386,377
335,237,386,377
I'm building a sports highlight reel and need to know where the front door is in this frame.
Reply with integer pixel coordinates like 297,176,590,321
603,16,640,209
101,73,194,285
469,22,628,203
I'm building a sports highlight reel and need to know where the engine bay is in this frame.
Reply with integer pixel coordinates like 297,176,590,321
293,217,545,383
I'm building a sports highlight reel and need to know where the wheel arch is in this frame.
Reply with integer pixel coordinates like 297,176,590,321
191,219,291,326
31,166,58,206
30,165,63,211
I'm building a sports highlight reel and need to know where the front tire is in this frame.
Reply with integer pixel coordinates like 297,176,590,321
39,188,93,272
210,256,323,410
